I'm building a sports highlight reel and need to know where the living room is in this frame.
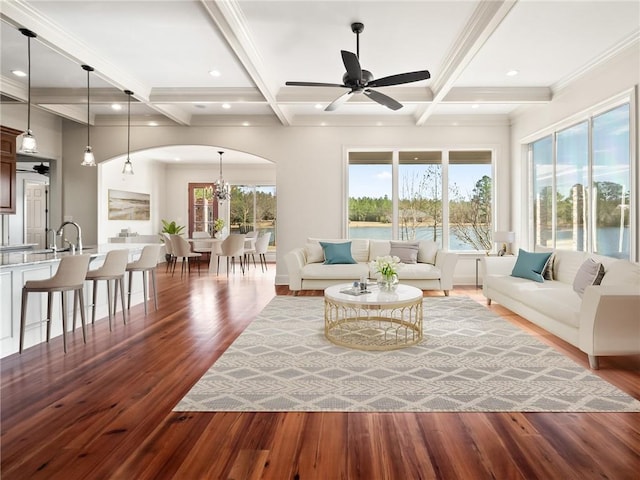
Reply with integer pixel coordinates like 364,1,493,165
1,1,639,478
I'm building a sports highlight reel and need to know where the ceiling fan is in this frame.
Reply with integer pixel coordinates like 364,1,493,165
17,162,49,176
286,22,430,111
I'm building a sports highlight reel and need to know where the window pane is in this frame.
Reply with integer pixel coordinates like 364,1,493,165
532,136,554,247
592,104,630,258
556,122,588,251
448,152,492,251
348,163,393,240
230,185,255,234
256,185,276,247
398,162,443,245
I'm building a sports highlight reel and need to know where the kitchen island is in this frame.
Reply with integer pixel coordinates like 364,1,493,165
0,243,164,357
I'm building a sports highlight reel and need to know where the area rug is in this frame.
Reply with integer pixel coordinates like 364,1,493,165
174,296,640,412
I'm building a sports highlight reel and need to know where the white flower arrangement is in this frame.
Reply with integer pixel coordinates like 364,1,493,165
371,255,401,278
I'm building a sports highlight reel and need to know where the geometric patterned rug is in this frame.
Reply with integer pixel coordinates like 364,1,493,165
174,296,640,412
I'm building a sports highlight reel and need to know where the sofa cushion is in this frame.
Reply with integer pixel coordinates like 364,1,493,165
393,263,441,280
553,250,587,284
418,240,438,265
369,240,391,262
308,238,370,263
302,262,369,280
486,274,581,327
304,242,324,264
320,241,356,265
600,260,640,287
390,241,419,264
572,258,605,296
511,249,552,283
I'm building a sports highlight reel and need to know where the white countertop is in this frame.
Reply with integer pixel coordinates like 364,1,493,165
0,243,154,269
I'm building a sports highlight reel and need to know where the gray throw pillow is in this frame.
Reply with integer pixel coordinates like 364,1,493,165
389,241,419,264
573,258,605,297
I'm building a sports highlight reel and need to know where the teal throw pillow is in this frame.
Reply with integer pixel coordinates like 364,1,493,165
511,249,552,283
320,241,357,265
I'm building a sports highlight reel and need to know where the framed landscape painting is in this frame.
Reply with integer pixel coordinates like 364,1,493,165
108,189,150,220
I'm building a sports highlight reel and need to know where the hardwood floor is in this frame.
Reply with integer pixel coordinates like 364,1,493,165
2,266,639,479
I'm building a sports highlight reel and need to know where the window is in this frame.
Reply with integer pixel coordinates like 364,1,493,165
529,102,631,259
348,149,494,251
230,185,277,247
188,183,218,237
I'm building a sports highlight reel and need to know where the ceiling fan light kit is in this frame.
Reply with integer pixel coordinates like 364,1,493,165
81,64,96,167
286,22,430,111
19,28,38,153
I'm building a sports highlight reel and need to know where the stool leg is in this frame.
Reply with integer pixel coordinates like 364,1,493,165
107,279,113,331
142,270,148,315
91,279,98,325
118,276,127,324
127,270,133,310
78,287,87,344
61,291,67,353
46,292,53,341
151,268,158,311
19,288,28,353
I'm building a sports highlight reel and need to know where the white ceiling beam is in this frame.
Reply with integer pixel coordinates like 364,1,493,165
415,0,518,126
150,87,266,104
200,0,292,126
278,86,435,104
443,87,551,104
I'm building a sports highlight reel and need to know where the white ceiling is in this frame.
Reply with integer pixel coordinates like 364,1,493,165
2,0,639,163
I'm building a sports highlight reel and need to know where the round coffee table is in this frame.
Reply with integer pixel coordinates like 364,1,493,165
324,283,423,351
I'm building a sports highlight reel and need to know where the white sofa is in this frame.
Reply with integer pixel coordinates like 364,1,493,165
482,249,640,369
285,238,458,295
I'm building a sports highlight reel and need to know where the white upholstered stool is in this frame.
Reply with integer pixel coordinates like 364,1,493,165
85,249,129,331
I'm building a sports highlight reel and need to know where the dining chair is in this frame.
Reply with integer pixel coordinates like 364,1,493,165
243,230,259,269
253,232,272,272
84,249,129,331
162,232,176,274
191,231,213,264
126,244,161,315
20,254,92,353
217,234,246,276
170,234,202,277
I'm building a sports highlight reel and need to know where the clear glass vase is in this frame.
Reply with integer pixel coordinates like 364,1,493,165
378,273,399,291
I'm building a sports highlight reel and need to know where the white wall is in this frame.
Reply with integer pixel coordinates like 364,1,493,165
510,43,640,260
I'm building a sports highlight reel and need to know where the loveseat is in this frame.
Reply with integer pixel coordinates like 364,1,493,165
285,238,458,295
482,249,640,369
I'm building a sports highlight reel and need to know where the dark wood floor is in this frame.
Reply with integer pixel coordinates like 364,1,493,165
2,264,639,479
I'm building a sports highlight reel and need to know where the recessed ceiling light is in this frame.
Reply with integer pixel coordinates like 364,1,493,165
209,70,221,77
242,121,250,126
471,104,479,109
320,122,327,126
452,122,459,126
314,104,323,110
148,121,158,127
222,103,231,109
506,69,519,76
376,122,383,126
175,157,181,162
11,70,27,77
111,104,122,111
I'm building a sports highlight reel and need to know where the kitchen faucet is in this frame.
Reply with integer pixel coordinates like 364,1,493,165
46,228,57,252
56,221,83,252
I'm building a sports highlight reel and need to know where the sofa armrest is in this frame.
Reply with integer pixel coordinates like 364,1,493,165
435,250,458,291
579,285,640,359
482,255,517,276
284,248,307,291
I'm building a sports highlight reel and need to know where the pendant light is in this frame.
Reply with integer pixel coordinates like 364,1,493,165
19,28,38,153
81,64,96,166
214,151,230,202
122,90,134,175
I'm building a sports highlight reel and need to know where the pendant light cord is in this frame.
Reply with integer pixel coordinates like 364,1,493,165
86,67,90,146
127,92,131,156
27,34,31,131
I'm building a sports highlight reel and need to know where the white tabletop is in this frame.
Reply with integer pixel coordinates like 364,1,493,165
324,283,423,307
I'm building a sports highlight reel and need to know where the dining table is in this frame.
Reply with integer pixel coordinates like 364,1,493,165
186,237,224,273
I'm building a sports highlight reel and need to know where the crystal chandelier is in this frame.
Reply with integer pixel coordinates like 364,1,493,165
214,150,230,202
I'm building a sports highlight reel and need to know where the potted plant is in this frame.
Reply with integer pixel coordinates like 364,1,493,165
213,218,225,238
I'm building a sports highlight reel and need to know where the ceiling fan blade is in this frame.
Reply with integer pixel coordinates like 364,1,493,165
285,81,349,88
367,70,431,88
363,89,403,111
341,50,362,82
325,90,353,111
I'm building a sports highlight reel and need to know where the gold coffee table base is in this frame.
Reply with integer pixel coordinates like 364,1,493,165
324,289,423,351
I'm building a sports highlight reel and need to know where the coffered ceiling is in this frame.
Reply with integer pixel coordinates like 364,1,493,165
1,0,639,131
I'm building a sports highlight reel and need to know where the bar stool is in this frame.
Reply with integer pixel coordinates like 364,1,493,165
126,244,161,315
20,254,91,353
84,249,129,331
